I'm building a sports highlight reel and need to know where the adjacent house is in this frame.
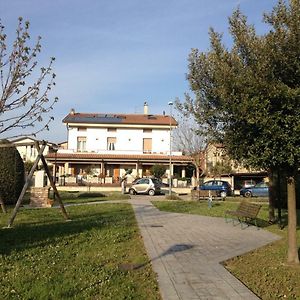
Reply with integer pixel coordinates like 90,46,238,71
46,103,192,184
202,143,267,192
10,136,57,166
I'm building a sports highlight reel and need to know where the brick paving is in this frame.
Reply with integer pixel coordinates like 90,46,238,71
129,197,281,300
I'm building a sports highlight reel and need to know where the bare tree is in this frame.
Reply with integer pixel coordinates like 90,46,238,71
0,17,57,139
173,112,205,186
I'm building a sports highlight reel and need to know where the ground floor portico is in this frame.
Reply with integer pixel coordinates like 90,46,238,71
46,152,193,185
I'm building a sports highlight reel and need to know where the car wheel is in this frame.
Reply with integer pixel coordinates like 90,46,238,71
148,189,155,196
220,191,227,198
129,189,136,195
244,191,252,198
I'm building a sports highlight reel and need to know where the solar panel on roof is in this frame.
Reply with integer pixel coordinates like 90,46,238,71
66,114,124,124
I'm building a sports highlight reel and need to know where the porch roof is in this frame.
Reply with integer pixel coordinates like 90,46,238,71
229,171,267,177
46,152,192,164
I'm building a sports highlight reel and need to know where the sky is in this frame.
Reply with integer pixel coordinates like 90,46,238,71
1,0,278,142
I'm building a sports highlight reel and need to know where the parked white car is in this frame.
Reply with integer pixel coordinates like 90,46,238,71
129,178,161,196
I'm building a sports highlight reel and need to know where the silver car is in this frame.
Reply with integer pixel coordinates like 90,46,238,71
129,178,161,196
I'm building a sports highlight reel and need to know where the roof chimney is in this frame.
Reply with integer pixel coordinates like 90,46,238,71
143,101,149,115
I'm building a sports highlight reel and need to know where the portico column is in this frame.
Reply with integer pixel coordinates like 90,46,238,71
138,164,143,178
167,164,174,177
64,162,69,175
100,161,105,175
58,165,63,177
181,167,186,178
135,162,139,178
52,164,56,177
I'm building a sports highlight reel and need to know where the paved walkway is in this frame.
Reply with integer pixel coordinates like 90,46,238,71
129,198,280,300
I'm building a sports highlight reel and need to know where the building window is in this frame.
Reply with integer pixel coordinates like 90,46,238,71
143,138,152,153
143,129,152,133
107,137,116,150
78,127,87,131
77,137,87,152
107,128,116,132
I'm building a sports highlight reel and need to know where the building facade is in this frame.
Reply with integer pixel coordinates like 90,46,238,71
46,103,192,184
202,143,267,192
11,137,56,166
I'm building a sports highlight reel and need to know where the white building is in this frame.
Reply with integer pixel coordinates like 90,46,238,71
46,103,192,184
11,136,56,165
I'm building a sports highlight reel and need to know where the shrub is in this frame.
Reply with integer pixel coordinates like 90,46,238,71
150,164,167,179
0,140,25,205
78,192,106,198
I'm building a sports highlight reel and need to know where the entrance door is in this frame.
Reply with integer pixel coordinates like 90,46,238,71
113,167,120,182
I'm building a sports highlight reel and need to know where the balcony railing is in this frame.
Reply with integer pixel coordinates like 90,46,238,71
57,148,183,156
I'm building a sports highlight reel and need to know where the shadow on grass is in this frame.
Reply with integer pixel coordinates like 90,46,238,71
62,198,108,205
0,205,132,256
211,202,221,207
259,209,300,229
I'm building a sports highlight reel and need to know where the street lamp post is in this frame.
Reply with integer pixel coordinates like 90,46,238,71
168,101,173,196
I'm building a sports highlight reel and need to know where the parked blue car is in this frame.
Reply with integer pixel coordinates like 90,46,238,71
240,182,269,197
199,180,232,197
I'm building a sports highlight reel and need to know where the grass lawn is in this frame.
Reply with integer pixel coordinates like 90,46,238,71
153,199,300,300
0,203,160,300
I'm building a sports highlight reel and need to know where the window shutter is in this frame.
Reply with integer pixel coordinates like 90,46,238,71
143,138,152,153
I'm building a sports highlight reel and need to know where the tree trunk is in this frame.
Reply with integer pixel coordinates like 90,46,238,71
195,165,200,186
287,176,299,264
192,157,201,187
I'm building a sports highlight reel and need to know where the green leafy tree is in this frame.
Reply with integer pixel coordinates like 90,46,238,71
150,164,167,179
0,17,57,139
209,160,232,178
178,0,300,264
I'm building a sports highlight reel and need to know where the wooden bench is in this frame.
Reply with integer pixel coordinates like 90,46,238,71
191,189,219,201
225,201,262,228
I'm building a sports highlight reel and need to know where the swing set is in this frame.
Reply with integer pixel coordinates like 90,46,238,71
0,140,70,227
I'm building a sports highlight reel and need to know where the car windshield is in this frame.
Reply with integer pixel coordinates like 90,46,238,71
136,178,149,184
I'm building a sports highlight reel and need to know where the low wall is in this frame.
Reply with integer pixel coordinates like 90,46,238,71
57,186,121,192
30,187,53,207
56,185,191,195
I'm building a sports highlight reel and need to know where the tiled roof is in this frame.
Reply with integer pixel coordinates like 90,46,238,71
62,113,177,126
10,136,38,143
46,152,192,162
